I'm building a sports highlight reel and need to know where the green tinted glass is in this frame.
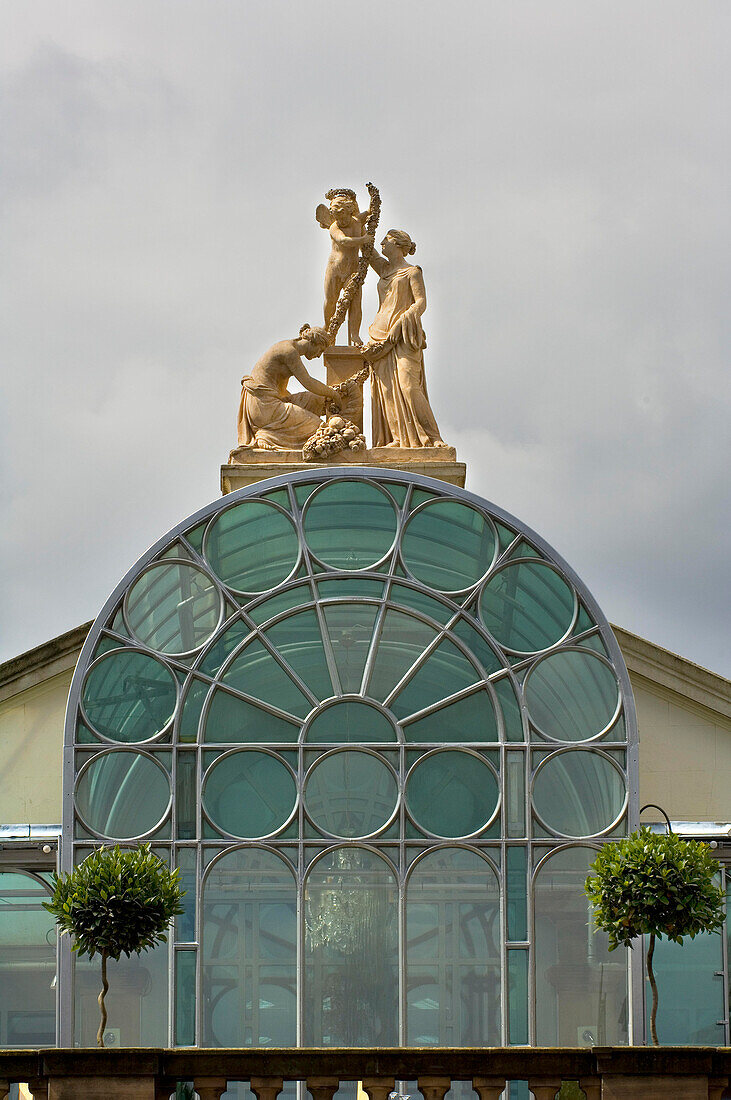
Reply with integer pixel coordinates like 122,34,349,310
367,609,438,701
402,500,495,590
205,689,299,743
495,677,525,741
205,501,299,592
76,750,170,837
525,650,619,740
82,650,177,741
306,700,396,743
507,949,529,1043
480,561,575,653
407,751,499,836
303,480,397,569
179,677,209,742
389,584,455,625
390,639,481,718
450,617,503,675
197,618,251,676
203,751,296,837
404,689,498,743
221,640,311,718
0,872,56,1047
175,950,196,1045
247,584,312,625
126,562,221,654
266,609,335,702
305,751,398,837
317,577,385,599
322,603,379,693
533,750,625,836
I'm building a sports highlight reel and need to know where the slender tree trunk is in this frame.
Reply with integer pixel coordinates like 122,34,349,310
646,932,659,1045
97,950,109,1047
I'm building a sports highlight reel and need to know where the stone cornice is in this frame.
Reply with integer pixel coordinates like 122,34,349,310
612,623,731,722
0,622,92,705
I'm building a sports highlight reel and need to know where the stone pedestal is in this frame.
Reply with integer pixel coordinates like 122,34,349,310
324,346,364,431
222,445,466,493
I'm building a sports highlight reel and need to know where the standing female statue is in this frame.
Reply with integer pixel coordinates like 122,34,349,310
364,230,447,448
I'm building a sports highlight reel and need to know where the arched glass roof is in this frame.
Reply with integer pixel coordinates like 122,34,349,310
63,468,638,1048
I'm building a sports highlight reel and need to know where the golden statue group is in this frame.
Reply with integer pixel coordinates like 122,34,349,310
236,184,448,459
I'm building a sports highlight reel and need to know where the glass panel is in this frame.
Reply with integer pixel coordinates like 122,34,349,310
205,501,299,593
390,639,481,718
406,750,499,837
266,609,335,703
506,753,526,838
184,521,207,554
480,561,575,653
496,677,525,742
203,751,296,838
644,931,726,1044
317,577,385,599
533,751,625,837
82,650,177,742
198,618,252,676
247,585,312,625
303,480,398,569
74,938,168,1046
507,949,528,1043
367,609,438,702
175,848,196,942
304,848,398,1045
76,751,170,838
406,849,500,1045
205,689,300,744
220,640,311,718
176,752,197,839
403,690,498,743
322,603,379,693
506,847,527,939
525,650,620,741
306,700,396,743
0,872,56,1048
401,500,495,591
175,949,196,1045
450,617,503,675
202,849,296,1046
389,583,455,625
305,751,398,837
126,562,221,654
535,847,629,1045
179,677,209,742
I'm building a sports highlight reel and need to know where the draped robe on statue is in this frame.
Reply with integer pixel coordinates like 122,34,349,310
368,266,444,448
237,378,325,450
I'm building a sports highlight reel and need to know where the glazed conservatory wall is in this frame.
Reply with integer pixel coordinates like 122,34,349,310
56,468,638,1050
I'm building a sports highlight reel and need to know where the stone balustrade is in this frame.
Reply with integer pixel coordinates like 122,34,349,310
0,1048,729,1100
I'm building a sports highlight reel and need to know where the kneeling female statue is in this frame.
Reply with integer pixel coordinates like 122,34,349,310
238,325,354,450
364,230,447,449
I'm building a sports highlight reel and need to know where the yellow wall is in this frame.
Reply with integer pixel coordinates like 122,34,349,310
0,670,72,823
633,674,731,821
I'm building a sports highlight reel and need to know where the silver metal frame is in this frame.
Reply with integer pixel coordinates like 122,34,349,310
61,467,640,1048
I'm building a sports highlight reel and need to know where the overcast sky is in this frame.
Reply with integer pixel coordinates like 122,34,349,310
1,1,729,676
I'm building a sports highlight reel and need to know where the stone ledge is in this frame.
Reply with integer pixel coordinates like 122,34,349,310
222,448,466,493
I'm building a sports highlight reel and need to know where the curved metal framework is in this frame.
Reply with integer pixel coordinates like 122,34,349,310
62,468,639,1048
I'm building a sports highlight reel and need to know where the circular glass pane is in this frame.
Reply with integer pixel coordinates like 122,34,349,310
82,650,177,741
306,701,397,743
303,480,397,569
126,562,221,654
402,500,495,590
203,751,296,838
205,501,299,593
76,751,169,838
480,561,575,653
533,750,625,836
525,649,620,740
406,750,499,837
305,751,398,837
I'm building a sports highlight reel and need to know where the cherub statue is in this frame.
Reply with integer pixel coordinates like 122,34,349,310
316,188,374,346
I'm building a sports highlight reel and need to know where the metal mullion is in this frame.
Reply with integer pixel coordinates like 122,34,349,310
359,593,390,695
209,680,308,725
399,681,490,726
252,623,321,711
381,628,447,709
312,598,343,696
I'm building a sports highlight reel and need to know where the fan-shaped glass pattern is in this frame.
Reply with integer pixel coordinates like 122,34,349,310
64,468,636,1048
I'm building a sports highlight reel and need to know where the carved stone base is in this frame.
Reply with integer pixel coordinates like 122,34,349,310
221,446,466,493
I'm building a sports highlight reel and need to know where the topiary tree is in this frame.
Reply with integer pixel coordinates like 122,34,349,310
45,844,184,1046
585,827,725,1045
